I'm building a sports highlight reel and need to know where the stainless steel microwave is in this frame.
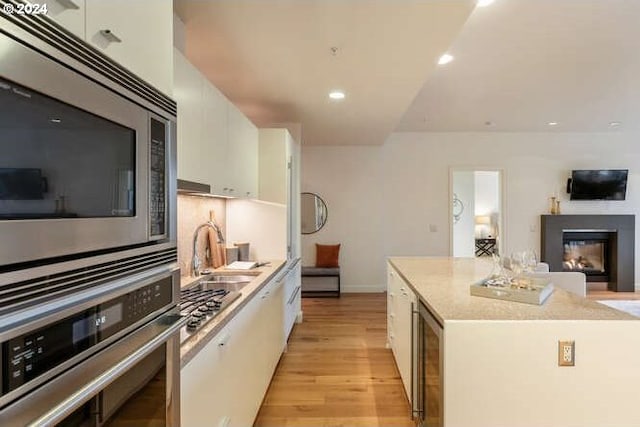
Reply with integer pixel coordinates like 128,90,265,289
0,13,177,268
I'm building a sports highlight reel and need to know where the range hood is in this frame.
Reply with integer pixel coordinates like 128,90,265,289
177,179,211,194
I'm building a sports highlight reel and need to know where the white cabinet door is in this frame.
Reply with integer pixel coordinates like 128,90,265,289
395,277,416,400
387,266,399,356
283,262,301,341
202,83,228,195
181,319,235,427
227,103,258,198
258,128,288,204
287,137,301,259
85,0,173,96
174,50,209,185
260,278,285,382
47,0,86,39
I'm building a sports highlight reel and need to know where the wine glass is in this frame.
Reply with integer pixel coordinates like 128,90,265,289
523,249,538,274
510,251,525,276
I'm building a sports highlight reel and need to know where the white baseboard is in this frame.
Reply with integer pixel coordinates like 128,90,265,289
341,285,385,293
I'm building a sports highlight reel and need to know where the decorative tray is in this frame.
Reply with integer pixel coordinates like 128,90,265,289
470,277,554,305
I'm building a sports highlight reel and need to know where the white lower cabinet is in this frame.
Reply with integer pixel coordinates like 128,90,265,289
283,260,302,342
387,262,415,400
181,277,284,427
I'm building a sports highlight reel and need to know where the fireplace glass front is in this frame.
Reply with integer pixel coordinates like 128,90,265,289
563,240,606,273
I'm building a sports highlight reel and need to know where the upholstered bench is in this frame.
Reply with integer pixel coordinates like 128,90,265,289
301,266,340,297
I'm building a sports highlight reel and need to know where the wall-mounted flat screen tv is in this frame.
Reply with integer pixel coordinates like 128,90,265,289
569,169,628,200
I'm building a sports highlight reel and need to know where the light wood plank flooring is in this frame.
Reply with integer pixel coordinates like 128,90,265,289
254,294,414,427
586,283,640,300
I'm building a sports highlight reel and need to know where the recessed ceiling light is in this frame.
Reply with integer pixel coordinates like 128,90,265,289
329,90,345,100
548,122,558,126
438,53,454,65
477,0,495,7
50,118,62,123
610,121,621,127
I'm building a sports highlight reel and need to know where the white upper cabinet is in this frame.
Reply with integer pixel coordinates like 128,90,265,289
226,103,258,198
174,49,207,185
258,129,289,205
47,0,86,39
45,0,173,96
202,83,229,195
173,50,258,197
84,0,173,96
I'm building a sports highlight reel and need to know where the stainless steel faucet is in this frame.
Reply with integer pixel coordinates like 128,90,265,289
191,221,225,277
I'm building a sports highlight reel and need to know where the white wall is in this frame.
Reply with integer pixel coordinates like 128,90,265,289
301,146,384,292
302,131,640,291
452,171,475,257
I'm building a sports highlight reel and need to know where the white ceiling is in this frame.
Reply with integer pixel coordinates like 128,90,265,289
397,0,640,132
175,0,640,144
174,0,475,145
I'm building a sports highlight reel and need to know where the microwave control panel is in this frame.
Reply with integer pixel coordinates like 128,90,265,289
149,117,167,239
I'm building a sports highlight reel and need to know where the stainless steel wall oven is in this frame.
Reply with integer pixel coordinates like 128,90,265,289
0,5,183,426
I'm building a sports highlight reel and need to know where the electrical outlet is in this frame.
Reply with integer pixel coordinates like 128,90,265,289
558,340,575,366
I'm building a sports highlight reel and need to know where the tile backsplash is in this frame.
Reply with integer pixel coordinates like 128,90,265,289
177,194,227,277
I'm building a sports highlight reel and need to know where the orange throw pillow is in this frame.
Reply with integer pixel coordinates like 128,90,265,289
316,244,341,268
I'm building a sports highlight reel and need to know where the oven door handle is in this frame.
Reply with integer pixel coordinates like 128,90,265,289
27,312,187,427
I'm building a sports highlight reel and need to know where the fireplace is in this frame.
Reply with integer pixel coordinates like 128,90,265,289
562,232,613,282
541,215,635,292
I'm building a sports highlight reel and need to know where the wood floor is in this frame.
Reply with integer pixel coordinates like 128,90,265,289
254,294,414,427
586,283,640,300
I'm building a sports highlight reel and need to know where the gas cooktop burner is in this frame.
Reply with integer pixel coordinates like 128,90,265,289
179,287,241,339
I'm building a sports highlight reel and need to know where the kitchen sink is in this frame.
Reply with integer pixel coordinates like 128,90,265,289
195,280,250,292
193,273,257,292
203,274,257,283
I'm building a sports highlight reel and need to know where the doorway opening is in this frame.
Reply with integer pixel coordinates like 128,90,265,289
451,169,503,258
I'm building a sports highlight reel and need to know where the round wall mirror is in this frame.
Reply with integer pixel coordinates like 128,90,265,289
301,192,328,234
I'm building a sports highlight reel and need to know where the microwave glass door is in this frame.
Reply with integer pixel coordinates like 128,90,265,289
0,76,136,220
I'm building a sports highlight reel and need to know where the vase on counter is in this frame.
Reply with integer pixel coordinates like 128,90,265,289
549,197,557,215
555,200,561,215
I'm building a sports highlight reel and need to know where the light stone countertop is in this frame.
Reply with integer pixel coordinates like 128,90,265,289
179,260,287,367
388,257,638,323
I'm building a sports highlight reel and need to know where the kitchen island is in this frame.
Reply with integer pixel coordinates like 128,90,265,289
388,257,640,427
